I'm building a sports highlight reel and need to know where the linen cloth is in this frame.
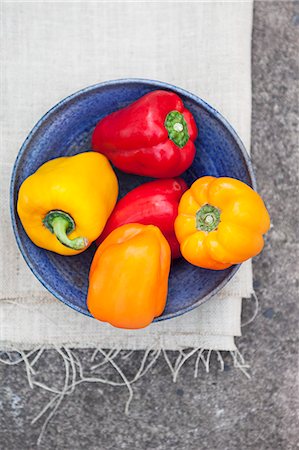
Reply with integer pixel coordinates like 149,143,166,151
0,1,253,352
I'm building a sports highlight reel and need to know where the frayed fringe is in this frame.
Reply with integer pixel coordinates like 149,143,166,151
0,346,250,445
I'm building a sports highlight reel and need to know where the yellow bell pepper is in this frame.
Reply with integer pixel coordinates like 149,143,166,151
175,176,270,270
87,223,171,329
17,152,118,255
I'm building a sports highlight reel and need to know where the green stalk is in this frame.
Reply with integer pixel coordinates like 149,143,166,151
43,210,88,250
196,204,221,232
164,110,189,148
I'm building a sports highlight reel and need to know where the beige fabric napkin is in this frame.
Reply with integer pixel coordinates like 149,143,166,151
0,1,253,352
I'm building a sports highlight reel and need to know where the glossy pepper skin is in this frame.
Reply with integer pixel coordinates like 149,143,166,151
97,178,187,258
87,223,171,329
92,90,198,178
17,152,118,256
175,176,270,270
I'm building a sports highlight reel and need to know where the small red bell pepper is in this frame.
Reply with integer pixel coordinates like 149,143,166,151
97,178,188,258
92,90,198,178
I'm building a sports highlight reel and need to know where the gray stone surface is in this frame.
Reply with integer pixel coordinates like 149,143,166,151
0,2,298,449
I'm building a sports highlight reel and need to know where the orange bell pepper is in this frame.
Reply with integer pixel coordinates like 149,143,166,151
174,176,270,270
87,223,171,329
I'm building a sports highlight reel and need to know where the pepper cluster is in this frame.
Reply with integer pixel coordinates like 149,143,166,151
17,91,270,329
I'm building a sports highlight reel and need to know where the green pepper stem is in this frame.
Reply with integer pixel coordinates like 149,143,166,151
165,110,189,148
196,204,221,232
43,210,88,250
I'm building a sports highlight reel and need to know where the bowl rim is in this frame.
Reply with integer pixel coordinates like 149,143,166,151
10,78,256,322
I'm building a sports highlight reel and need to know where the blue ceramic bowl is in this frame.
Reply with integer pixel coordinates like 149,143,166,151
10,79,255,322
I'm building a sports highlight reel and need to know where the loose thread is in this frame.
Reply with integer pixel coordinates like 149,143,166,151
96,348,133,415
173,347,201,382
31,381,65,396
63,347,76,394
203,349,212,373
121,350,135,360
91,348,120,371
128,349,161,385
31,394,60,426
241,291,259,327
90,347,99,362
133,349,161,382
19,350,35,389
234,347,246,365
31,347,45,367
216,351,225,372
0,348,39,365
162,349,176,378
229,350,250,379
130,348,153,381
194,349,204,378
36,394,64,446
174,352,184,371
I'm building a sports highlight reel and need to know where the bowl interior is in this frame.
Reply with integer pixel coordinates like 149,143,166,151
11,79,254,321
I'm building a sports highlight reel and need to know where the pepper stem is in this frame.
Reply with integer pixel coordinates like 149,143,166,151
43,210,88,250
196,204,221,232
165,110,189,148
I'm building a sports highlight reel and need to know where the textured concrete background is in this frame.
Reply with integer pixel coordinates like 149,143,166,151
0,2,298,449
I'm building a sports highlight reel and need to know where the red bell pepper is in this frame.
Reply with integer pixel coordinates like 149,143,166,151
92,90,198,178
97,178,188,258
